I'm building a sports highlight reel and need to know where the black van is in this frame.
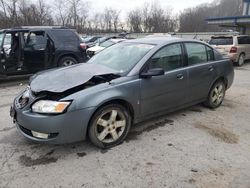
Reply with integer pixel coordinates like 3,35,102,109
0,26,88,78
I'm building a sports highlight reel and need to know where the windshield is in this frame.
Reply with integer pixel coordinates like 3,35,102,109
88,43,155,73
209,37,233,45
82,37,94,43
100,40,115,48
0,33,4,46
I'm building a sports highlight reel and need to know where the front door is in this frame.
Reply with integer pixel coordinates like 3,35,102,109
0,32,5,75
0,32,24,74
140,43,188,116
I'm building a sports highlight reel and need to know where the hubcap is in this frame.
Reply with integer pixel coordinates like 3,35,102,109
239,55,245,66
62,60,75,66
96,110,126,143
211,84,224,105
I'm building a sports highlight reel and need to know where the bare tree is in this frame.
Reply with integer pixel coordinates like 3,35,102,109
179,0,243,32
127,1,177,33
127,8,142,33
110,9,120,33
54,0,68,26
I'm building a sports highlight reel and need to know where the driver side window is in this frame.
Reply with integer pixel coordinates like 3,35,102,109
148,43,183,72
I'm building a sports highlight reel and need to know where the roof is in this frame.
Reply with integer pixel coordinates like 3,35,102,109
0,26,69,33
123,37,210,47
124,37,182,45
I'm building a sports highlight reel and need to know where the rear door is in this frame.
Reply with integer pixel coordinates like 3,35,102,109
140,43,188,116
24,30,48,72
184,42,217,102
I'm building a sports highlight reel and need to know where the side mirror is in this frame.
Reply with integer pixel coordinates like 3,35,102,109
140,68,164,79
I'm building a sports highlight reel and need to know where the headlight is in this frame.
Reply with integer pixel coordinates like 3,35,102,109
32,100,71,114
16,87,30,109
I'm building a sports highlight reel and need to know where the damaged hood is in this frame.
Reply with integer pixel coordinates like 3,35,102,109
30,63,119,93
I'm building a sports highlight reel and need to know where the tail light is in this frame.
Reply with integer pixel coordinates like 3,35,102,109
229,47,237,53
80,43,87,50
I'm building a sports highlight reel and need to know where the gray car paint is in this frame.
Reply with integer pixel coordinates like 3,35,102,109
11,37,234,144
30,63,119,93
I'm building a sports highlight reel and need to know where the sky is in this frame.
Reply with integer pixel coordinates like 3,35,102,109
87,0,214,19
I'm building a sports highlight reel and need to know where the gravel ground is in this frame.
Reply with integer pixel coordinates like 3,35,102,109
0,64,250,188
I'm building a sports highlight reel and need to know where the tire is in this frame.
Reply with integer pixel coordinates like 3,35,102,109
236,53,245,67
58,56,77,67
88,104,132,148
204,80,226,109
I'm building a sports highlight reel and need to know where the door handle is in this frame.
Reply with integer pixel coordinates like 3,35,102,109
208,66,214,72
177,73,184,80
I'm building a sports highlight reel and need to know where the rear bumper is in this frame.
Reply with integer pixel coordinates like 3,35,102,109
228,53,239,62
226,62,235,90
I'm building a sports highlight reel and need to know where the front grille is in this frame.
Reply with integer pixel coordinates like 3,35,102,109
19,125,32,136
18,124,59,139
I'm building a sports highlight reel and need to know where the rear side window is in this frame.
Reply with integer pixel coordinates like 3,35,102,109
50,30,78,42
26,31,47,50
185,43,207,65
238,36,250,44
206,46,215,61
148,43,183,72
209,37,233,45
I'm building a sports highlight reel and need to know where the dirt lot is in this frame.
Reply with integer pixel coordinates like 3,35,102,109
1,64,250,188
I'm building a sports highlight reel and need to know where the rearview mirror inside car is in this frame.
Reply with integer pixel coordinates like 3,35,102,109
140,68,164,79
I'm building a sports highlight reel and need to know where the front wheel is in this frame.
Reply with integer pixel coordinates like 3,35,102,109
204,81,226,109
88,104,131,148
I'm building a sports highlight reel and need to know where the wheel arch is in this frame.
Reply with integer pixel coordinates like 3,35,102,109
238,52,245,61
86,98,135,135
209,76,228,93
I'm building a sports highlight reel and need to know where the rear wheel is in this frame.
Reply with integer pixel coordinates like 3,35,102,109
236,53,245,66
58,56,77,67
204,81,226,109
88,104,131,148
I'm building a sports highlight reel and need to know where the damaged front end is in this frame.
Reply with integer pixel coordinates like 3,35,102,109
13,63,121,114
29,63,121,99
31,73,120,101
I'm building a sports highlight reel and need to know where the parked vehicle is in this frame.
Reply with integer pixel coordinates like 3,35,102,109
81,36,102,49
209,35,250,66
0,26,87,78
11,37,234,148
86,38,127,57
95,36,119,45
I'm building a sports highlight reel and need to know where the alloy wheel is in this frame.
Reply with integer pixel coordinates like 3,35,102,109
211,83,225,106
238,54,245,66
62,60,75,66
95,109,126,143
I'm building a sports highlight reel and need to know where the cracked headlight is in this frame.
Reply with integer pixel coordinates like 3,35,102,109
32,100,71,114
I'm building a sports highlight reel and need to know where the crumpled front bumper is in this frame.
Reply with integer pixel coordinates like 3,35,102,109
11,102,95,144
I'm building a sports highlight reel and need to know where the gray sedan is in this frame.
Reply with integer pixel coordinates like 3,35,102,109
10,37,234,148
